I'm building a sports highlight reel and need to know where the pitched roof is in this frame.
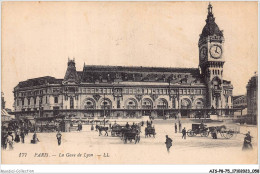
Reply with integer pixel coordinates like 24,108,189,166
16,76,62,88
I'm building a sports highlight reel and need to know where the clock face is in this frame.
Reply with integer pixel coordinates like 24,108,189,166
210,45,222,59
200,47,207,60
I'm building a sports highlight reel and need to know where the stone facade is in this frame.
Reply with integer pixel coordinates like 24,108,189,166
246,74,258,124
13,4,233,119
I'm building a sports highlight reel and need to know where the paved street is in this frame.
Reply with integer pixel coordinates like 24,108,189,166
2,120,258,164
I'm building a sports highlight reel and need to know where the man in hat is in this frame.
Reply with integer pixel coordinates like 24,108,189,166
165,135,173,153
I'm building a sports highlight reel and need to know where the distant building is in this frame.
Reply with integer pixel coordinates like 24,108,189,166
1,92,15,121
233,95,247,116
246,74,258,124
233,95,247,109
12,4,234,120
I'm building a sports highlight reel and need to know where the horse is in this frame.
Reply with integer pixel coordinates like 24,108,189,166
96,125,109,136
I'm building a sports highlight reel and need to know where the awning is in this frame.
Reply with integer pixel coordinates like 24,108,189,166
1,109,15,121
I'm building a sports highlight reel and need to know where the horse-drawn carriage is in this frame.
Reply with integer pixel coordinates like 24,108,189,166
122,129,140,144
145,126,156,138
111,125,126,137
208,125,237,139
187,123,209,137
187,123,238,139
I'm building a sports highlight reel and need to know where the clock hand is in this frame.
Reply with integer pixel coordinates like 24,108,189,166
215,47,219,54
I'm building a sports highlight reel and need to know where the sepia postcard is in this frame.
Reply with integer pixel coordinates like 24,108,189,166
1,1,258,165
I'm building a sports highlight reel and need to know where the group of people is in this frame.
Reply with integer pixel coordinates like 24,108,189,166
1,126,30,150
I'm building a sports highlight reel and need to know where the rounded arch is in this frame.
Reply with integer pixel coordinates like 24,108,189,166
99,98,112,109
211,76,222,89
82,98,96,109
125,98,138,109
181,98,192,109
142,98,153,109
193,98,204,109
156,98,168,108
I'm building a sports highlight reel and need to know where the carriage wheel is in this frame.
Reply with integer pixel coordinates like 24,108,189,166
187,130,192,137
200,131,209,137
190,131,195,137
220,131,225,137
224,130,234,139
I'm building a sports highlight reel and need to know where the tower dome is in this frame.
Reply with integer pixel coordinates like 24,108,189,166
199,3,223,41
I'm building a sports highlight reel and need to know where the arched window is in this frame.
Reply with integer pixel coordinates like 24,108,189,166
181,98,191,109
83,99,95,109
142,98,153,109
125,98,138,109
157,98,168,109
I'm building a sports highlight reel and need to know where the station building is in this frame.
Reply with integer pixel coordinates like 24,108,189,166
13,4,233,120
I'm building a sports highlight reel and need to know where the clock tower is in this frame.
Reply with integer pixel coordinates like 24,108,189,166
198,3,225,109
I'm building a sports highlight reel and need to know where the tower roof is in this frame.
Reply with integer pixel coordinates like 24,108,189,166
63,58,79,84
200,3,223,41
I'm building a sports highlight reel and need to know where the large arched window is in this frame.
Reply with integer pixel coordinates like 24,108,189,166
157,98,168,109
194,98,204,109
83,99,96,109
142,98,153,109
100,98,112,109
125,98,138,109
181,98,191,109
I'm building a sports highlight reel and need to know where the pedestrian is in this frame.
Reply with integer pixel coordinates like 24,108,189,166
242,131,253,150
31,131,40,144
91,123,94,131
179,121,182,133
14,130,20,143
146,120,149,127
165,135,173,153
212,128,217,139
182,127,186,139
56,131,62,146
175,123,177,133
126,122,130,129
20,131,25,143
1,131,8,150
7,132,14,150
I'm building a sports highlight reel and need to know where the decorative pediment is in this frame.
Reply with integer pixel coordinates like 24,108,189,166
135,94,143,102
93,94,101,101
150,94,158,101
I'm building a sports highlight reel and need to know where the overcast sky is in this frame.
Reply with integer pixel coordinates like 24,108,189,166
2,1,258,109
